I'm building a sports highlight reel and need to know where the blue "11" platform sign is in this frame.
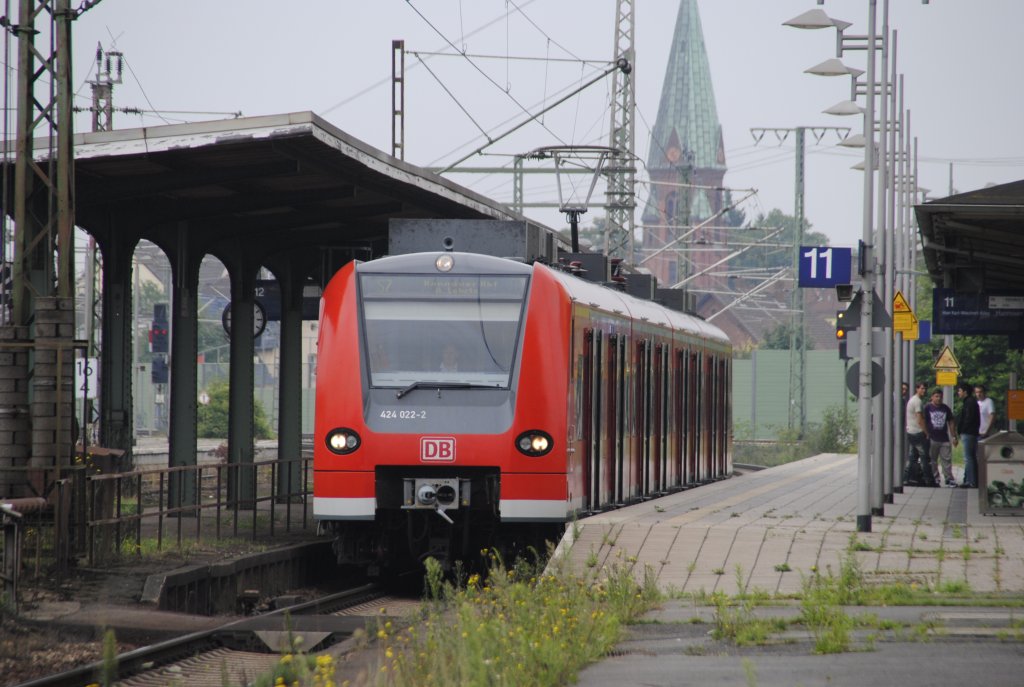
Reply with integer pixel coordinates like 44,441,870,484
798,246,852,288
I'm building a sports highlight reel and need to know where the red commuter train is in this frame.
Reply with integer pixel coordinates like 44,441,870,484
314,251,732,571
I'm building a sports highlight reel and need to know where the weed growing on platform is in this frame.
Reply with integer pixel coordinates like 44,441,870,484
799,554,860,653
936,579,971,594
710,568,787,646
373,551,659,687
848,536,875,552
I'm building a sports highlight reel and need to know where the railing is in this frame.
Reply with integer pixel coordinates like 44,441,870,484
1,455,316,581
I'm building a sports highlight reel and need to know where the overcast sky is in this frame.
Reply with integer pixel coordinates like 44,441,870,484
67,0,1024,249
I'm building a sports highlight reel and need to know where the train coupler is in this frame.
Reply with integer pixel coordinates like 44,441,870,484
402,477,471,523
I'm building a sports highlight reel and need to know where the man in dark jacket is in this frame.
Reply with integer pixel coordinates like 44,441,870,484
956,382,981,488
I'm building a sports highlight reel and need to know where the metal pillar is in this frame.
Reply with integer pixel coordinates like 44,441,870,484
276,263,304,499
789,127,806,436
603,0,635,260
391,39,405,160
98,232,136,456
856,0,879,533
512,156,524,215
872,7,891,517
227,258,257,506
12,0,76,324
87,44,122,133
168,225,200,510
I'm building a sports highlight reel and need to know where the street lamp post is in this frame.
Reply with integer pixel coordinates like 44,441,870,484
787,0,882,531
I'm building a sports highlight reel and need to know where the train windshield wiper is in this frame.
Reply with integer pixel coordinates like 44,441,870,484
395,381,499,399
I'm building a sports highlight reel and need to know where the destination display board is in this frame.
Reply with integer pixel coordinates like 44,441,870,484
932,288,1024,335
361,275,528,301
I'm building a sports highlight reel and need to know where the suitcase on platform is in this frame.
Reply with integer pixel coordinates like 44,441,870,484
904,459,925,486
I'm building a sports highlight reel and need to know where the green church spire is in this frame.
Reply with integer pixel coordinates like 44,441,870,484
646,0,726,173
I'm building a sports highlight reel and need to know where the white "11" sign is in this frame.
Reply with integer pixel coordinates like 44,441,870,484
798,245,852,287
802,247,835,279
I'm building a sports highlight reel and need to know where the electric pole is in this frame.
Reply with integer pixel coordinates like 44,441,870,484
750,126,851,436
603,0,636,261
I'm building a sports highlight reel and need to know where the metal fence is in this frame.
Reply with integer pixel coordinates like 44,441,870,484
1,455,315,590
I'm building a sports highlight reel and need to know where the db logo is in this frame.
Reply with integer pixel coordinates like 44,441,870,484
420,437,456,462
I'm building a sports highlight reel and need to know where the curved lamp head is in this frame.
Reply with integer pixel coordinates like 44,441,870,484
806,58,856,77
838,133,867,149
783,9,833,29
823,100,864,116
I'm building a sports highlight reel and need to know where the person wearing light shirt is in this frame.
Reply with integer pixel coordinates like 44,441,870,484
976,384,995,438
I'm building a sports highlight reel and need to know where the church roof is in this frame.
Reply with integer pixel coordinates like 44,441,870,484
645,0,726,173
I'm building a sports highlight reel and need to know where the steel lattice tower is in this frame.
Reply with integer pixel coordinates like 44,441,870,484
603,0,636,260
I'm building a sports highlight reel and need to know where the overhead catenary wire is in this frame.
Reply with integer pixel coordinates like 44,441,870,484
321,0,541,116
435,59,625,174
412,53,492,141
410,50,607,64
406,0,578,161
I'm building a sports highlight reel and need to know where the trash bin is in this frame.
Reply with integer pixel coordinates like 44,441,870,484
979,431,1024,516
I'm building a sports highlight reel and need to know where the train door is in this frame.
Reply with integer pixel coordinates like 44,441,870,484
703,352,714,480
692,352,700,481
712,354,720,479
581,329,598,513
631,339,644,500
673,348,685,489
604,334,617,506
658,344,670,492
606,333,622,505
651,341,659,495
637,339,650,496
584,329,601,512
717,357,730,476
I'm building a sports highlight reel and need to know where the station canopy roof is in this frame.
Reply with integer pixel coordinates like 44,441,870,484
34,111,555,260
915,179,1024,293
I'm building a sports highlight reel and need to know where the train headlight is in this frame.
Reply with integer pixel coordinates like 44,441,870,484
515,430,553,457
326,428,361,454
435,254,454,272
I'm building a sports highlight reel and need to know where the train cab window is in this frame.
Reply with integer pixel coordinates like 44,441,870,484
360,273,529,389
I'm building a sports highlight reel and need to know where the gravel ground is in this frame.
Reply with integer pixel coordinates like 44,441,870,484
2,545,265,686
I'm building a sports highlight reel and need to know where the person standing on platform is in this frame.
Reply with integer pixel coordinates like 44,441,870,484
976,384,995,438
905,382,933,486
956,382,980,488
924,389,958,487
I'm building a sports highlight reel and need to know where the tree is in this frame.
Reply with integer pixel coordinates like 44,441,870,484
197,379,274,439
732,209,831,273
760,321,815,351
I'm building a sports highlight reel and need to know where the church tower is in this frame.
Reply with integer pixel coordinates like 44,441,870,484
642,0,728,291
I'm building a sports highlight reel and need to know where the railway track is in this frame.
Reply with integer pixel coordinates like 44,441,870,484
17,584,422,687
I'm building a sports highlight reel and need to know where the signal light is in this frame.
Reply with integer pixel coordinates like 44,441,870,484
150,325,169,353
835,310,847,341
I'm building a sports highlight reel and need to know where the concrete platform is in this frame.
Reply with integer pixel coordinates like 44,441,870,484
559,454,1024,687
555,453,1024,595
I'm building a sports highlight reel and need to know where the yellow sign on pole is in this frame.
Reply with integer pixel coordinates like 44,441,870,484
936,370,958,386
893,290,912,313
902,318,919,341
934,345,961,371
893,310,918,333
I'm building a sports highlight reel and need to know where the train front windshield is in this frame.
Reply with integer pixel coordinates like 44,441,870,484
360,273,529,389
